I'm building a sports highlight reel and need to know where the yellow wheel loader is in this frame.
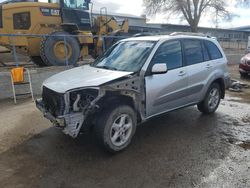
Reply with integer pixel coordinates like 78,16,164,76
0,0,129,66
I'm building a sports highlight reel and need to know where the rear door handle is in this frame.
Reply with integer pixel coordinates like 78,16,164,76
178,71,186,76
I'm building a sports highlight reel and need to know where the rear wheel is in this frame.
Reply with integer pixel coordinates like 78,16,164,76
30,56,47,67
94,105,136,153
197,83,221,114
40,31,80,66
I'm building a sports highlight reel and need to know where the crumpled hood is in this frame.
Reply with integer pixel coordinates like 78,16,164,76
43,65,133,93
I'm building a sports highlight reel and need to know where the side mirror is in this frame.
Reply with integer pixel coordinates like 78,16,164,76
151,63,168,74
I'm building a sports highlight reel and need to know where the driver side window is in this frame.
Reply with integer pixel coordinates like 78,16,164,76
151,40,183,70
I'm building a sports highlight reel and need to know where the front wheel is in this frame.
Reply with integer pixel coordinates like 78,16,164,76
94,105,137,153
197,83,221,114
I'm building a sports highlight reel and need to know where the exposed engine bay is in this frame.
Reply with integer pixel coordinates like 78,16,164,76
36,75,143,138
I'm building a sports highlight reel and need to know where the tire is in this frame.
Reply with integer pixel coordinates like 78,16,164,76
40,31,80,66
197,83,221,114
240,71,248,77
30,56,47,67
94,105,137,153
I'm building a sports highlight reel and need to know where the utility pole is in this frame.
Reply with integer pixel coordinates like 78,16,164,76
215,9,218,28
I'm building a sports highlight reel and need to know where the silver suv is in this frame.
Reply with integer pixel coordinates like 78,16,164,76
36,34,230,153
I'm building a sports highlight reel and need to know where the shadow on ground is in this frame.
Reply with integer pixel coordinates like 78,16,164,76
0,107,233,188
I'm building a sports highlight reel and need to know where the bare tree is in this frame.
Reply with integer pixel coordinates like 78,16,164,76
144,0,232,32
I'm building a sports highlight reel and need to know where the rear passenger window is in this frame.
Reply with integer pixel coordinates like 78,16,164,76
204,41,222,60
202,42,210,61
183,40,203,65
151,40,182,70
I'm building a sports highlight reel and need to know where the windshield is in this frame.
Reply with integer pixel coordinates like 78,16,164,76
92,41,155,72
63,0,89,10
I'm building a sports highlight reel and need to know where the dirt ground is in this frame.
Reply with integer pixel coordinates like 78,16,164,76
0,65,249,188
227,65,250,103
0,46,28,65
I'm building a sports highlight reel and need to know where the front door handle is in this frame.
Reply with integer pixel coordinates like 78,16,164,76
206,64,213,69
178,71,186,76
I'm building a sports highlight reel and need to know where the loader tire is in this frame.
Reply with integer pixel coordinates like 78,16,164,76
30,56,47,67
40,31,80,66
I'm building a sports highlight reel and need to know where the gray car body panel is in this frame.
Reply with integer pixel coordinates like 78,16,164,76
43,65,133,93
37,35,229,138
140,36,229,118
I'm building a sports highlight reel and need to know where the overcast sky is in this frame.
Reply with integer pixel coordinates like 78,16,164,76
92,0,144,16
1,0,249,28
92,0,250,28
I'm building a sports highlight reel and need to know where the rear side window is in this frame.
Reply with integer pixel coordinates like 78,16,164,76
202,42,210,61
151,40,183,70
204,41,222,60
183,39,203,66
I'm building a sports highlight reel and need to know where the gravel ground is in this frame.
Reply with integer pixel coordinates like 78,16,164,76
0,65,249,188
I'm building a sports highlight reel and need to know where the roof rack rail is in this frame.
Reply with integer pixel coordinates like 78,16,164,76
133,32,154,37
170,32,212,38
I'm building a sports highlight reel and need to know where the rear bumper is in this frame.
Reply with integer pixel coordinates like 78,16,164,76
36,99,84,138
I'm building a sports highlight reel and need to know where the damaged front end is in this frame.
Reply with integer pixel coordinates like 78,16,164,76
36,74,144,138
36,86,104,138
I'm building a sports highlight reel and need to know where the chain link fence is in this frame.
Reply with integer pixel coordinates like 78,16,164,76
0,33,128,67
218,39,248,51
0,33,248,67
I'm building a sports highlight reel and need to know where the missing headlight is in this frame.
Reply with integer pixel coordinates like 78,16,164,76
70,89,99,112
73,94,81,112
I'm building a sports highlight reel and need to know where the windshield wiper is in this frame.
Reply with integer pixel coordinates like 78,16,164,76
97,65,118,71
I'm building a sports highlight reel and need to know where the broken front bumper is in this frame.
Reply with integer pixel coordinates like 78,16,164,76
36,99,84,138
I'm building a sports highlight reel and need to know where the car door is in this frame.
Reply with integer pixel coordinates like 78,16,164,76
204,40,225,74
182,39,212,104
145,40,189,118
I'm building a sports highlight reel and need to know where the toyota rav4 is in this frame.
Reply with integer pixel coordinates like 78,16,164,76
36,34,230,153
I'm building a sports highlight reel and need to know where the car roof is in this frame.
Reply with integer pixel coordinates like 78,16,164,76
122,35,216,43
122,35,169,42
